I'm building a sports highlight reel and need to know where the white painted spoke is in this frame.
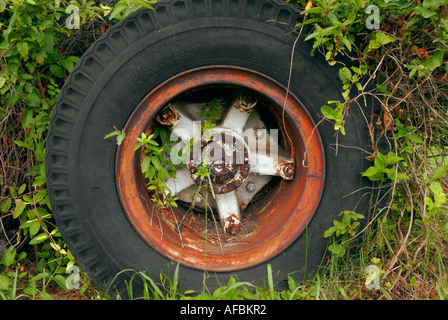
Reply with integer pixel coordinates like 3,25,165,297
157,103,200,141
244,127,282,159
250,152,295,180
164,168,196,197
215,191,242,234
219,92,257,132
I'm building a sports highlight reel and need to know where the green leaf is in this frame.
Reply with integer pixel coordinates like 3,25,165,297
328,243,345,257
29,233,48,245
341,36,352,52
324,226,336,238
342,67,352,82
2,247,16,267
35,50,48,64
434,164,448,180
409,132,423,144
424,196,434,208
339,68,347,83
39,292,53,300
0,198,12,213
0,0,6,13
209,107,221,120
13,200,26,218
17,252,26,262
396,172,410,181
59,56,79,73
321,105,337,120
53,275,68,290
374,154,385,170
22,107,35,128
365,32,396,54
17,42,30,58
141,156,151,173
430,182,445,199
104,129,125,145
361,166,379,178
385,151,403,165
151,156,162,170
0,75,6,89
0,275,11,290
109,3,127,20
34,190,48,204
49,64,65,78
414,6,436,18
18,183,26,195
301,6,324,15
374,32,396,46
29,221,40,237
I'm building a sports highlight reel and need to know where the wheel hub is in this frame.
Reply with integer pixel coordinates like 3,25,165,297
189,130,250,194
116,66,325,271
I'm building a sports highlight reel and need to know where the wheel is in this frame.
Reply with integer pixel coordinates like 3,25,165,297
46,0,375,295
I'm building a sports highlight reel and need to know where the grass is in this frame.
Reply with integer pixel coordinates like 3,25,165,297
2,220,448,301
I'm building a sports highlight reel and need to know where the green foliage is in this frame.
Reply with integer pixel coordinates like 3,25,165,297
104,127,125,145
424,182,447,219
324,210,364,258
197,97,222,134
113,263,335,300
295,0,448,139
0,0,74,296
105,125,184,209
0,0,132,299
320,101,346,135
108,0,156,20
135,128,180,208
361,151,409,183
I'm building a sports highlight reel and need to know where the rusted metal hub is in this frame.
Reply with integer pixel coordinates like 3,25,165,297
189,130,250,194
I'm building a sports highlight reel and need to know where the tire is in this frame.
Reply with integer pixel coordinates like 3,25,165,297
46,0,377,296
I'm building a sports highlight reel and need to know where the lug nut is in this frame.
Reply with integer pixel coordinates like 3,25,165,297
254,128,265,139
195,194,204,204
246,182,256,192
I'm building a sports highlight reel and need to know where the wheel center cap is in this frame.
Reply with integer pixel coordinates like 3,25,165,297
189,130,250,194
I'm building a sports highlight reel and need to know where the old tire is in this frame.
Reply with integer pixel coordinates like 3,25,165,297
46,0,377,295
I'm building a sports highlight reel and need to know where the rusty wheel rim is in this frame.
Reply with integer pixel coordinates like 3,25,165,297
116,66,325,272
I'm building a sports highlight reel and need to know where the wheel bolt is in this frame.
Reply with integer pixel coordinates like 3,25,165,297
246,182,256,192
254,129,265,139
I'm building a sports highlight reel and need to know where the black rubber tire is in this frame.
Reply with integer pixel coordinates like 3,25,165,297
46,0,377,296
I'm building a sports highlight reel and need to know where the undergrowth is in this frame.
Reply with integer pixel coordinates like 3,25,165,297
0,0,447,300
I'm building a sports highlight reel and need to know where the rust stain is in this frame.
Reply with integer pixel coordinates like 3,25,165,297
224,214,243,235
156,104,181,126
235,91,258,112
276,160,295,180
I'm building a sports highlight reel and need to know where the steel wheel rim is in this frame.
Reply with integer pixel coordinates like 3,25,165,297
116,66,325,272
